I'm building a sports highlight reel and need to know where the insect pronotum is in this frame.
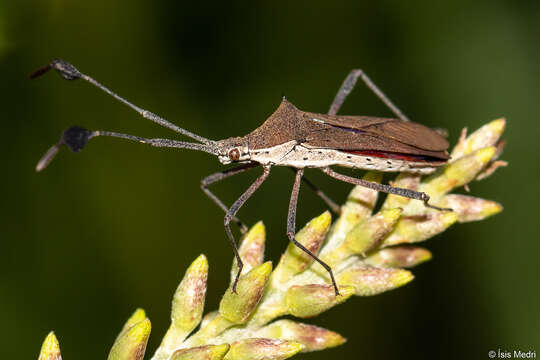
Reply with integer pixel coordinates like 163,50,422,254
31,59,452,295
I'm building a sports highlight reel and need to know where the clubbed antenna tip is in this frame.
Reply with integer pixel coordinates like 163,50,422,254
29,58,82,81
36,126,92,172
62,126,92,151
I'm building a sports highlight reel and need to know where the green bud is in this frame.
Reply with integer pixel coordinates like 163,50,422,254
38,332,62,360
224,339,304,360
220,262,272,324
154,255,209,359
285,284,354,318
121,309,146,333
231,222,266,284
172,344,230,360
442,194,502,223
382,211,458,247
451,119,506,160
345,208,402,255
258,320,346,352
171,254,208,333
108,318,151,360
114,309,146,345
337,265,414,296
422,147,496,198
365,246,432,268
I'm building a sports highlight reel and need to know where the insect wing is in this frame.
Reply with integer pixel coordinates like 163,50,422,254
303,114,449,160
308,114,449,152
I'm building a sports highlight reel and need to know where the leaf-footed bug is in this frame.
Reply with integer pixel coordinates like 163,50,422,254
31,59,452,295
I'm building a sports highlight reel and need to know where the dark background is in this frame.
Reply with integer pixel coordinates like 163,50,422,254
2,1,539,359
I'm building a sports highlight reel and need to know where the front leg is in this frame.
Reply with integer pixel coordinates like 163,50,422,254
201,163,258,233
225,165,271,293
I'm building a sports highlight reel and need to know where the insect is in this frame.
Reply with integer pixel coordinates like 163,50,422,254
31,59,451,295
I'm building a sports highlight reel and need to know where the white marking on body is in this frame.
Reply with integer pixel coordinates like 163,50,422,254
312,118,325,124
250,142,439,174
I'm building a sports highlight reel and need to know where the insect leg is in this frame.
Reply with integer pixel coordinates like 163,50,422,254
30,59,213,145
288,169,341,296
328,69,410,122
225,166,271,293
201,163,259,233
321,167,452,211
287,168,340,214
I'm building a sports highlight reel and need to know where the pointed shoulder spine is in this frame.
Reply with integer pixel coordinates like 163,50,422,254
247,98,305,150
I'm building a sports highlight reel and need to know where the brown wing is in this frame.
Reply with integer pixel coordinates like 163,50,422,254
303,112,450,159
306,113,449,151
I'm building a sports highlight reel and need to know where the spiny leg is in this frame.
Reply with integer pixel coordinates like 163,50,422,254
288,168,340,295
30,59,212,145
328,69,410,122
321,167,452,211
201,163,259,233
225,166,271,293
288,168,341,214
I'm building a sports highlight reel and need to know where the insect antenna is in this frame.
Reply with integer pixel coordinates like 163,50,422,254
36,126,217,172
30,58,214,145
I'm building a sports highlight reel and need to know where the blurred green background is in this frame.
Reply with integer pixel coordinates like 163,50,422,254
1,1,539,359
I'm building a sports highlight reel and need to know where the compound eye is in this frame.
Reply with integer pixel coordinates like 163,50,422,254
228,148,241,161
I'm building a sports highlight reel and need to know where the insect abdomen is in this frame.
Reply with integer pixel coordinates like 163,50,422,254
341,149,447,163
251,143,445,174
